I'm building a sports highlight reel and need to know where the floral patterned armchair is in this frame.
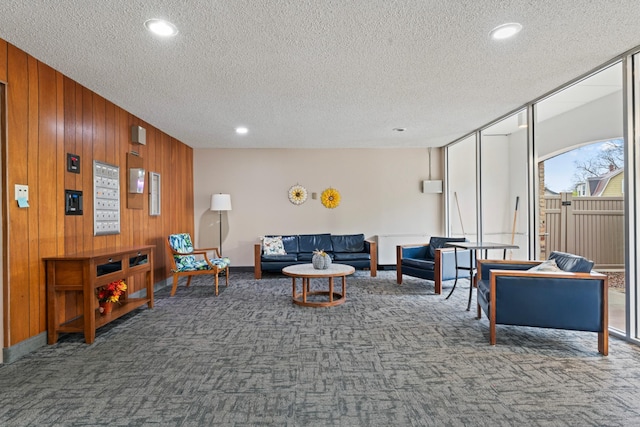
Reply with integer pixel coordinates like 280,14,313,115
166,233,231,296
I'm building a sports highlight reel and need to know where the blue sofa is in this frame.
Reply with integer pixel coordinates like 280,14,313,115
396,237,472,294
476,251,608,355
254,233,377,279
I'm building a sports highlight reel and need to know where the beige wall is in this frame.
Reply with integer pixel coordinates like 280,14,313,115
193,148,445,266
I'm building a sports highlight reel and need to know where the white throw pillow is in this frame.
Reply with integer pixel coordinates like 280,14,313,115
527,259,562,272
262,236,286,255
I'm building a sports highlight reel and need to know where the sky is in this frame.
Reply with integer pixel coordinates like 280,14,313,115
543,140,620,193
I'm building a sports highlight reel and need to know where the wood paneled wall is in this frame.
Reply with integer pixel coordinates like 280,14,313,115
1,40,194,347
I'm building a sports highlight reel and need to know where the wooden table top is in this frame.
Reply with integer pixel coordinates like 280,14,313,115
445,241,519,250
282,263,355,278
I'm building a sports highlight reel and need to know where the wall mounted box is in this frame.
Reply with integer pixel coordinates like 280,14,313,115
422,180,443,194
131,125,146,145
129,168,146,194
65,190,83,215
66,153,80,173
93,160,120,235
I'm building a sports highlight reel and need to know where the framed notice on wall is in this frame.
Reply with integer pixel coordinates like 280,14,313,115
149,172,161,216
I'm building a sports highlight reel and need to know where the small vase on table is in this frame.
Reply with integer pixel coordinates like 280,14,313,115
312,250,332,270
99,301,113,315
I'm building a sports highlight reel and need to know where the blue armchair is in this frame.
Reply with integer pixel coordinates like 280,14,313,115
396,237,472,294
476,251,608,355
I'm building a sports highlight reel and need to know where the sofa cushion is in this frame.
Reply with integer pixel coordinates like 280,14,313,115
549,251,593,273
262,236,286,255
331,234,365,253
333,252,370,261
401,245,430,260
262,254,298,262
168,233,197,268
280,235,299,254
428,236,466,260
298,252,333,262
402,258,435,271
298,233,333,253
527,259,562,272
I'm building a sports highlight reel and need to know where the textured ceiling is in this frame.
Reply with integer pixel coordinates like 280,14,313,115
1,1,639,149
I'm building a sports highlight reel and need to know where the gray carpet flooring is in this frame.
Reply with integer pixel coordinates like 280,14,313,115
2,270,640,426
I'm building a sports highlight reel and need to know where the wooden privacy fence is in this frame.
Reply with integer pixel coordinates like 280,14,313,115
542,193,624,269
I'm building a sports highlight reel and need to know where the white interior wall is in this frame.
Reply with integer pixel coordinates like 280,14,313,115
193,148,445,267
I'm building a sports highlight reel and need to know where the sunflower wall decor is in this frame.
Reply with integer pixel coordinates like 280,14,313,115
321,187,341,209
288,184,308,205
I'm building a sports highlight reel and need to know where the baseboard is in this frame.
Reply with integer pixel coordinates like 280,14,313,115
229,266,253,273
2,332,47,364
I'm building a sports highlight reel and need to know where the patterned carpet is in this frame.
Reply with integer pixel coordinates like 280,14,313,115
1,270,640,426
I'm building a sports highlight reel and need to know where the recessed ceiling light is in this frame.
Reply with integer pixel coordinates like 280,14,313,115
489,23,522,40
144,19,178,37
235,127,249,135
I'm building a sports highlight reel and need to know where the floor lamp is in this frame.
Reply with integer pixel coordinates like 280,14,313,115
210,193,232,255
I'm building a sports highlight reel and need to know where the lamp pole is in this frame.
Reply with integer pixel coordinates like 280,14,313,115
210,193,232,256
217,209,223,254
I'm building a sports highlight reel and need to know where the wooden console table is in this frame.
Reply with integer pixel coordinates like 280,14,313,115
44,245,154,344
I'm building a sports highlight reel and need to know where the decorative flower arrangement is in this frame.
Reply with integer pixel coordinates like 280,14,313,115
321,187,340,209
96,279,127,304
288,184,308,205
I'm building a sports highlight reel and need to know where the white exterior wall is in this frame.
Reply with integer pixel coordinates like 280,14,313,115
536,90,623,159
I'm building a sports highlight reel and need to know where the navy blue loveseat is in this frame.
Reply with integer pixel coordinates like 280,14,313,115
476,251,608,355
254,233,377,279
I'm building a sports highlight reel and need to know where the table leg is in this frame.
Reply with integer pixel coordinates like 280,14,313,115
342,276,346,298
329,277,334,302
303,278,307,303
466,249,475,311
445,247,460,300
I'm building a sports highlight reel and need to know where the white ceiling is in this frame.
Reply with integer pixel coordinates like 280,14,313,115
0,1,638,149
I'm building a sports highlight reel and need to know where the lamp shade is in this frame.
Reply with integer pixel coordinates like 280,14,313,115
211,193,232,211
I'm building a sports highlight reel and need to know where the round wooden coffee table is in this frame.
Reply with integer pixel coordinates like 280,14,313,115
282,263,355,307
